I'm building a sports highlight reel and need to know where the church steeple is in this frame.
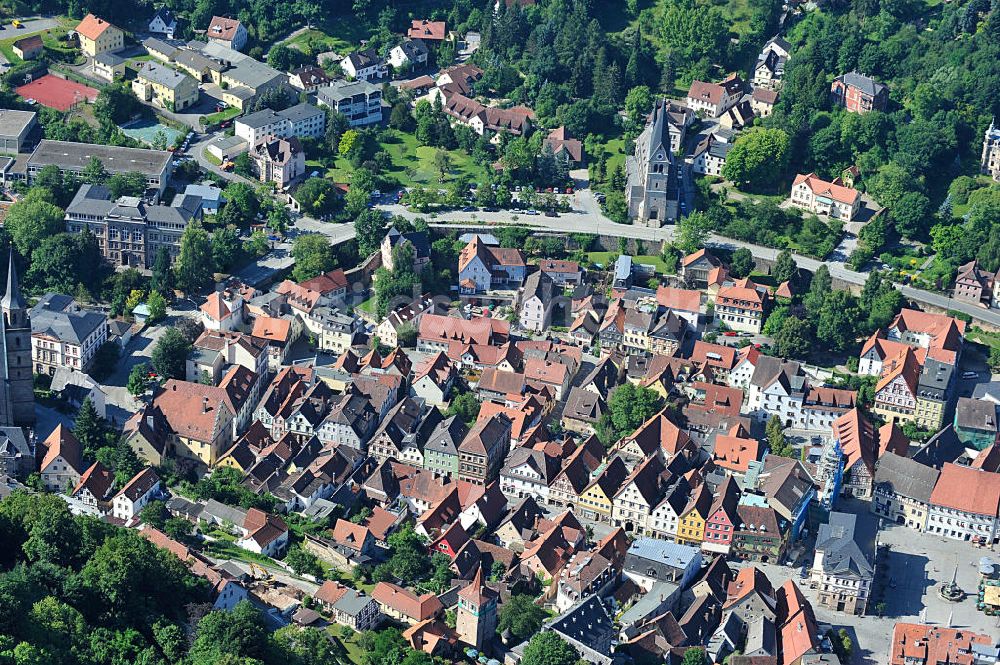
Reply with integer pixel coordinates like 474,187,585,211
1,249,25,312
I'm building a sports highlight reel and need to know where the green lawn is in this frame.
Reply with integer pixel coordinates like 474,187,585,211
356,296,377,314
325,130,488,188
203,107,241,125
587,251,672,275
281,20,369,56
325,627,364,664
968,326,1000,351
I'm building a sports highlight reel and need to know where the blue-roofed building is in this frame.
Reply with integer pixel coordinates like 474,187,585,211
623,537,702,592
182,184,226,215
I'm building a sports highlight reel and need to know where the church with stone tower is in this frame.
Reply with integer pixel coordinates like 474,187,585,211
0,250,35,427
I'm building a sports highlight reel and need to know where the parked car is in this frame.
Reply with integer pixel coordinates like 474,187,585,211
526,209,539,215
962,371,978,379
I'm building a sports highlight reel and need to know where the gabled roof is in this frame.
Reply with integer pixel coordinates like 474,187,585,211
372,581,442,622
872,452,939,504
792,172,860,205
929,462,1000,516
75,14,118,40
725,565,775,611
114,467,159,503
620,408,692,458
713,426,761,474
207,15,243,41
72,461,114,501
831,408,876,474
39,425,83,475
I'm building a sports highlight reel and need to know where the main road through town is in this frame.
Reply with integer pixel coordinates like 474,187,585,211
190,130,1000,328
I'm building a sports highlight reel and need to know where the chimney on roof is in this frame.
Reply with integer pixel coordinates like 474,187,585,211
202,397,210,413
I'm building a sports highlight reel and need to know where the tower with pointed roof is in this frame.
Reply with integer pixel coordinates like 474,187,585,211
0,251,34,427
455,566,498,650
626,98,680,227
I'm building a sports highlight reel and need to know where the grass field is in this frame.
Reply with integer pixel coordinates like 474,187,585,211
281,19,370,56
968,326,1000,351
203,106,241,125
324,130,488,188
587,251,672,274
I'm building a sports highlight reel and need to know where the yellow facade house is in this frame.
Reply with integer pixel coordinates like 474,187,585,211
75,14,124,58
148,379,235,470
575,456,627,524
676,485,712,546
132,62,199,111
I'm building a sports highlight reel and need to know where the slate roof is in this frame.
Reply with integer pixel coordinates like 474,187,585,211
814,512,874,579
872,452,939,504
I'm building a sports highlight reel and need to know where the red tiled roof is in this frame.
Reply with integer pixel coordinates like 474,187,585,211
207,16,243,41
792,172,860,205
690,341,738,370
407,19,446,41
39,425,83,474
889,623,994,665
75,14,116,40
929,463,1000,516
373,581,443,621
656,285,702,313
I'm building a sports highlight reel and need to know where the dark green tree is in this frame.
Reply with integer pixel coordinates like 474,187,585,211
291,234,336,282
174,221,213,293
729,248,755,278
772,249,797,284
497,595,547,643
521,632,578,665
150,328,192,380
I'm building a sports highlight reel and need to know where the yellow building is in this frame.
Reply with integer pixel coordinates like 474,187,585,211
132,62,199,111
75,14,124,58
148,379,235,470
676,485,711,546
915,395,946,430
575,457,627,524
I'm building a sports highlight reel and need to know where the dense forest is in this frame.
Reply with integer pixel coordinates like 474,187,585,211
0,491,373,665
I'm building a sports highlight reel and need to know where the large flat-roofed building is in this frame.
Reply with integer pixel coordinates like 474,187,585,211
27,140,172,196
0,110,38,154
64,184,202,268
317,80,382,127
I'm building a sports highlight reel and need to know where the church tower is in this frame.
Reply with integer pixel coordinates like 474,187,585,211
0,250,34,427
456,566,498,651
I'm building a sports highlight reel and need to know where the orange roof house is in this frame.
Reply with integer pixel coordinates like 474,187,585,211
712,424,761,475
408,19,447,41
889,623,995,665
75,14,117,40
543,127,583,163
792,172,860,205
929,463,1000,519
373,581,443,624
251,316,292,344
831,408,879,498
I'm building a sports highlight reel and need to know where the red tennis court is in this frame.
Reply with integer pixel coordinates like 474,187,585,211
15,74,99,111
